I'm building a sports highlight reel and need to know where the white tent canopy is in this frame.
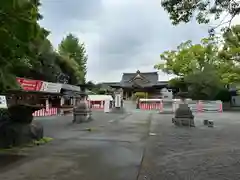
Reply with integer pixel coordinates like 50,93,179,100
88,95,113,101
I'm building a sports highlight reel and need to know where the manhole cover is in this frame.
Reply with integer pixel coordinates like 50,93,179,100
0,154,26,169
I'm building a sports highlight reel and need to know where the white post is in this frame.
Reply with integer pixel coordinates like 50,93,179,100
104,99,110,113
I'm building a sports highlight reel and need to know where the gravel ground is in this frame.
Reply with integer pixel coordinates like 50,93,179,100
138,112,240,180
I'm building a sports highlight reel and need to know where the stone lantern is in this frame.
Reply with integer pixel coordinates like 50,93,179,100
172,92,195,127
73,93,92,124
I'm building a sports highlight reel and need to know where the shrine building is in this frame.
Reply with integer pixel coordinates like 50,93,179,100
102,70,174,100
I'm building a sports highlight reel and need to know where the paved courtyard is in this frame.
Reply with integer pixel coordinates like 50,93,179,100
1,109,240,180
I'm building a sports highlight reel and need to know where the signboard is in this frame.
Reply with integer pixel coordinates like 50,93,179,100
0,95,7,108
16,77,43,91
61,83,80,92
40,82,61,93
16,77,82,93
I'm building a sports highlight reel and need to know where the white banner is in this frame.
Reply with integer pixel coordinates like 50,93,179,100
115,94,121,108
40,82,62,93
0,95,7,109
104,99,110,113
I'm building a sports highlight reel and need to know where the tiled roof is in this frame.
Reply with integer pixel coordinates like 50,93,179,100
100,71,169,88
121,71,158,84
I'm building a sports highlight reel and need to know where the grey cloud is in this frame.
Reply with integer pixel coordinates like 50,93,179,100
40,0,102,21
40,0,209,82
94,1,209,72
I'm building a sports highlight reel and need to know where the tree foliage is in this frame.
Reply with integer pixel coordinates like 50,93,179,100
0,0,42,91
58,34,87,84
155,26,240,99
161,0,240,32
0,0,88,92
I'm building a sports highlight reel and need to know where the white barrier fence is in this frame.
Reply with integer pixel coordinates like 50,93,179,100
198,100,223,112
139,99,223,113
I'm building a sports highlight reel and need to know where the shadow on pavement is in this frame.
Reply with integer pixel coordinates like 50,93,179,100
0,154,26,170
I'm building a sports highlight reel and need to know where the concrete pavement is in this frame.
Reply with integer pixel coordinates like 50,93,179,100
2,107,240,179
0,111,151,180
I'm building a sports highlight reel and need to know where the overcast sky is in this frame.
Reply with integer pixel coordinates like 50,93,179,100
39,0,239,83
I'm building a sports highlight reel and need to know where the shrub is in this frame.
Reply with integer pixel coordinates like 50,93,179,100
135,92,147,99
214,88,231,102
0,108,10,122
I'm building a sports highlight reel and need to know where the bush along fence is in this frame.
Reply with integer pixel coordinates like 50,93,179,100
138,99,223,113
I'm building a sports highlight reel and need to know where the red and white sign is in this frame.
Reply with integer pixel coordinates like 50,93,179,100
16,78,62,93
16,77,43,91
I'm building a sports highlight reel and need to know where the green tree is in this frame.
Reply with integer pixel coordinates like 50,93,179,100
154,38,220,76
168,77,188,92
154,37,235,99
0,0,89,92
54,54,82,85
0,0,44,92
58,34,88,84
85,81,96,90
184,65,223,100
19,28,63,82
161,0,240,30
218,25,240,84
220,25,240,63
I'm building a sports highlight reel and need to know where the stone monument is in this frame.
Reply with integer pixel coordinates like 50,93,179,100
172,103,195,127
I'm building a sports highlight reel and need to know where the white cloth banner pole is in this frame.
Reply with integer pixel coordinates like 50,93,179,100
115,94,121,108
104,99,110,113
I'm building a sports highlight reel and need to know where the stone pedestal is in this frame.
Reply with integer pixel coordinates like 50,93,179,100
73,101,92,124
172,104,195,127
0,105,44,148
